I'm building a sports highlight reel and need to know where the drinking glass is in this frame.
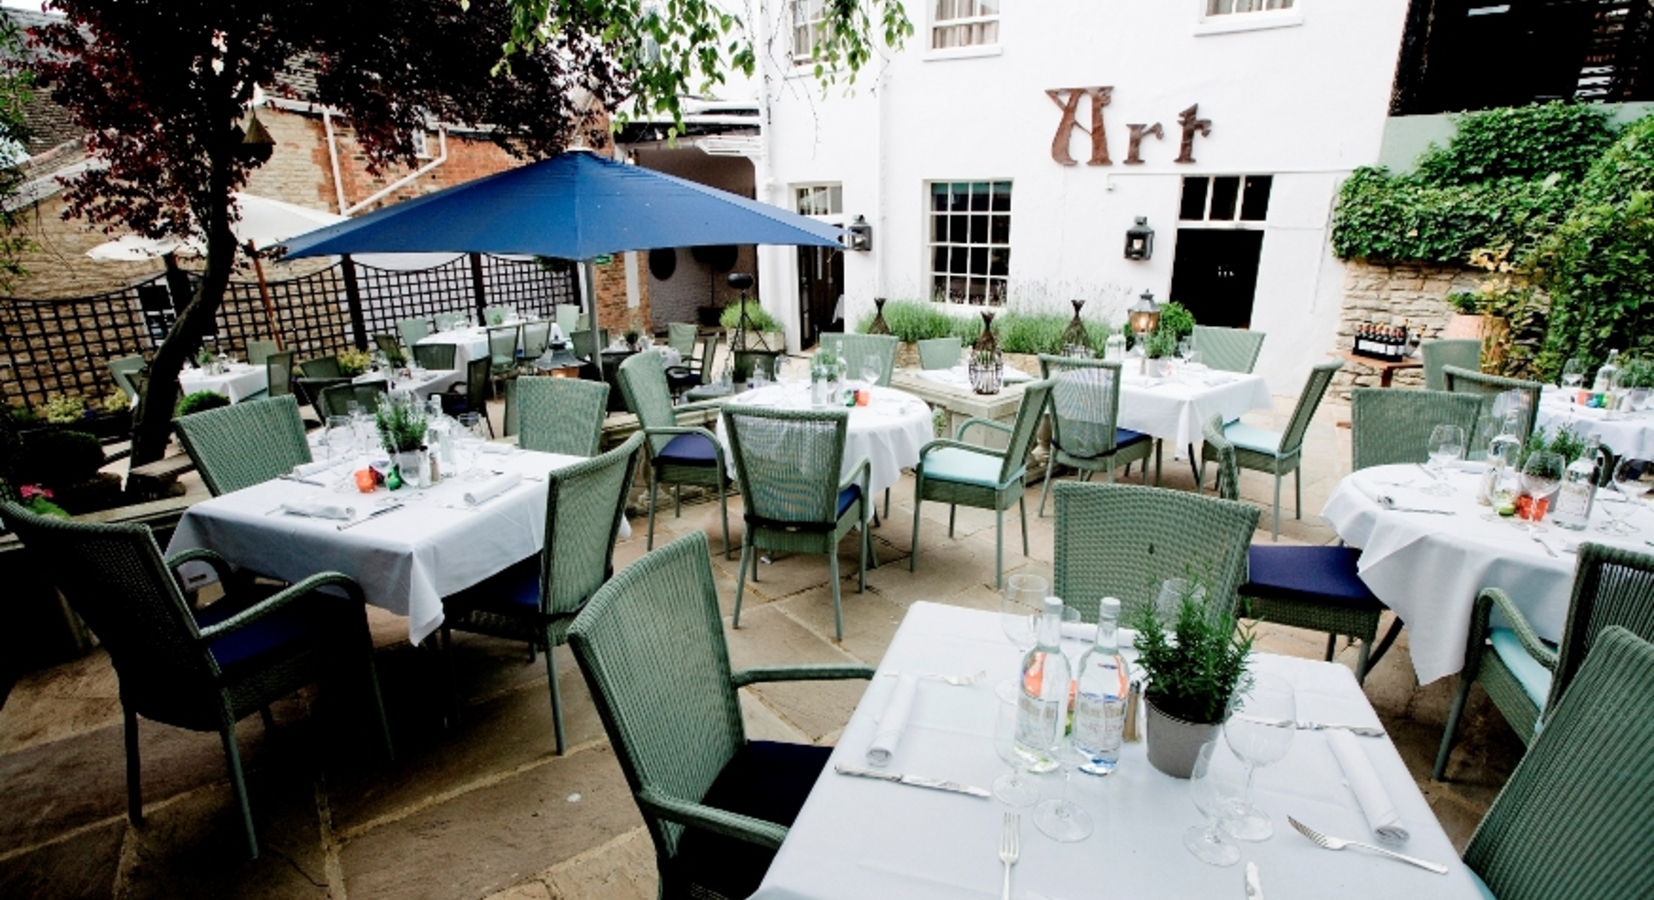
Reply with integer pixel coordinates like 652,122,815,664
325,415,355,462
861,360,882,390
997,574,1048,702
1184,742,1242,866
1177,339,1192,365
1561,358,1584,391
1220,673,1295,841
992,693,1041,808
1520,451,1565,526
1597,457,1643,535
1033,726,1094,842
1422,423,1466,496
1156,577,1205,619
456,412,486,480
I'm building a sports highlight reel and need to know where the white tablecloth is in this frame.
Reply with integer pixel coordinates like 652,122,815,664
753,603,1481,900
1119,366,1272,455
166,448,582,645
1321,463,1654,683
353,367,464,400
715,385,935,495
909,364,1035,390
1535,386,1654,460
178,364,269,404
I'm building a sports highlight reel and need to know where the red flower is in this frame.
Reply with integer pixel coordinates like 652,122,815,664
20,484,53,501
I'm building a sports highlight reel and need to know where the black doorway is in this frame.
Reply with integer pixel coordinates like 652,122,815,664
1168,229,1264,329
798,245,844,348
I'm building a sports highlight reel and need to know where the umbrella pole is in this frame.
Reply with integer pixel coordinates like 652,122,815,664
247,241,285,350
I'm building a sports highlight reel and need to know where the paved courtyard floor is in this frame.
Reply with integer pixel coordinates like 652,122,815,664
0,395,1526,899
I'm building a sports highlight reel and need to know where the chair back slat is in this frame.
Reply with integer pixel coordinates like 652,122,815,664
571,329,607,363
373,334,401,358
174,395,311,496
1277,360,1343,455
1443,364,1543,445
1000,379,1055,484
542,433,642,617
724,407,848,527
1203,414,1239,501
616,353,680,456
1548,544,1654,713
521,320,552,359
519,377,609,457
917,337,962,370
822,333,898,386
696,331,722,385
245,341,279,367
1052,481,1259,623
667,322,698,358
567,531,747,858
298,355,342,379
463,356,490,412
1421,338,1480,391
318,382,387,419
266,351,294,398
1191,325,1266,374
396,317,433,350
555,304,581,337
1039,356,1125,460
1350,388,1482,470
412,342,456,370
488,325,521,367
1463,626,1654,900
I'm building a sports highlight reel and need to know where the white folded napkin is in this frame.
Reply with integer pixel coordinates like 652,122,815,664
866,673,919,767
463,471,522,506
292,459,338,478
479,442,513,455
1203,372,1236,386
1327,729,1409,843
1060,621,1098,643
280,500,354,520
1352,478,1452,514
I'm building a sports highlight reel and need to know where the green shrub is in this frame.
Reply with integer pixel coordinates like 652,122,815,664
720,300,781,332
15,429,105,489
1414,102,1617,185
176,391,230,418
854,299,955,342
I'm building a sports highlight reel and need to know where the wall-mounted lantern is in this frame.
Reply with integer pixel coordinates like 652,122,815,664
846,215,873,252
1124,216,1154,260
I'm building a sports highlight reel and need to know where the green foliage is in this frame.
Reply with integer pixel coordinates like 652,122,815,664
854,299,956,342
1413,102,1617,185
1520,424,1588,468
1619,357,1654,389
720,300,781,333
1145,328,1179,359
1126,575,1253,725
1445,291,1482,315
39,395,86,424
175,390,230,418
854,300,1114,355
14,429,105,489
375,395,428,454
1158,301,1195,341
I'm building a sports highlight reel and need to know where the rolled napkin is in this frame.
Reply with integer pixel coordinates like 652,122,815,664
463,471,522,506
1327,728,1409,843
280,500,354,520
865,673,919,767
292,459,339,478
479,442,513,455
1060,621,1098,643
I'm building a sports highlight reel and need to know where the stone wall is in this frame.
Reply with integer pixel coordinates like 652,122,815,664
1333,260,1483,397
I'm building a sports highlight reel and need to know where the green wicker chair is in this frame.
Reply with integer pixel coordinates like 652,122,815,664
440,433,643,754
440,356,495,437
1422,338,1480,391
1208,415,1384,683
1201,359,1341,540
108,354,145,401
911,379,1055,590
667,322,699,358
174,395,312,496
245,340,279,367
1443,364,1544,446
317,381,388,419
1461,625,1654,900
298,355,342,379
396,317,432,350
266,350,295,398
412,341,457,370
487,324,521,397
1191,325,1266,374
1434,543,1654,781
518,376,609,457
918,337,963,370
616,352,733,559
724,407,874,641
566,530,874,900
0,500,392,859
1036,355,1156,517
373,333,402,359
679,332,727,402
482,304,515,324
1052,480,1259,623
502,377,520,439
520,320,552,366
1350,388,1484,470
554,304,581,338
821,333,898,385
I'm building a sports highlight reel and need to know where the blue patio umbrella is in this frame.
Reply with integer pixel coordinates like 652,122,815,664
277,149,844,259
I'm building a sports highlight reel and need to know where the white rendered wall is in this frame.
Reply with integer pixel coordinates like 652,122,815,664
752,0,1411,395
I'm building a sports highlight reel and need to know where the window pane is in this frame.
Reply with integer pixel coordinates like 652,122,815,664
990,214,1010,244
932,274,949,302
932,215,948,242
991,182,1012,211
949,247,968,274
989,248,1009,276
969,183,991,211
970,247,988,275
969,215,988,243
828,185,842,213
950,214,969,242
949,188,971,212
1240,175,1273,221
1179,177,1210,221
933,247,949,273
1209,176,1241,221
932,183,951,210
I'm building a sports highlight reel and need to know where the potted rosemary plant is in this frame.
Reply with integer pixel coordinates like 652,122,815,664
375,394,428,486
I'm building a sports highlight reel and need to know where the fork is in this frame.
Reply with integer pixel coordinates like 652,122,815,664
1287,816,1447,874
882,670,987,686
1529,527,1559,558
999,812,1019,900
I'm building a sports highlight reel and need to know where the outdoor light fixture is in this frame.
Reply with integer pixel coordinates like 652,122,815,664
1128,289,1161,340
1124,216,1154,260
847,215,872,252
537,340,584,378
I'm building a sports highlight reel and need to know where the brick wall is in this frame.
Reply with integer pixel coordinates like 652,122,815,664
592,253,651,336
1333,259,1483,397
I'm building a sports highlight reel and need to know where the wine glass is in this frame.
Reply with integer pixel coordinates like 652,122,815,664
1184,742,1242,866
1597,457,1643,535
1520,451,1565,528
860,359,882,390
992,692,1041,808
455,412,486,480
997,574,1048,702
1220,673,1296,841
1421,423,1466,496
1033,724,1094,842
1561,358,1585,391
325,415,355,463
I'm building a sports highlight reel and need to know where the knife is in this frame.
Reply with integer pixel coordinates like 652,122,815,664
337,503,404,530
1236,715,1385,737
834,763,990,798
1245,862,1263,900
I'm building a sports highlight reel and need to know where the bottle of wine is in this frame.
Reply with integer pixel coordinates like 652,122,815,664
1014,596,1072,770
1072,597,1127,775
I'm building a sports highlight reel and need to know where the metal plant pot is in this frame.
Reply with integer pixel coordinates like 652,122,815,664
1145,698,1221,779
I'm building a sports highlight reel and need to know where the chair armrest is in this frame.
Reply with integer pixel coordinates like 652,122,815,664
839,457,872,497
731,664,877,687
636,788,789,850
167,548,237,588
955,416,1013,443
673,400,727,418
195,572,365,642
1466,587,1557,675
918,437,1004,461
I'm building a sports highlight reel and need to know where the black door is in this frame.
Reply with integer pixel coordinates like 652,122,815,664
1168,229,1264,329
798,245,844,348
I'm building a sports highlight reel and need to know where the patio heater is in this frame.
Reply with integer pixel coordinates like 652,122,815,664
536,339,584,378
1128,290,1161,375
726,272,779,383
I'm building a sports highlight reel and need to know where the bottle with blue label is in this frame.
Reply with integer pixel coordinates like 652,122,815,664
1072,596,1128,775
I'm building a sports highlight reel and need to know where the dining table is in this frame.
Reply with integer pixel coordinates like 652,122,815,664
178,362,269,404
1320,462,1654,684
1117,363,1272,459
715,383,936,496
166,443,582,645
751,602,1484,900
1534,385,1654,460
353,366,465,400
416,320,564,369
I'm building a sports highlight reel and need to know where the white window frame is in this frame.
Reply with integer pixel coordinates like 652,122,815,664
794,183,843,221
925,180,1012,308
1195,0,1303,36
926,0,1003,61
1176,174,1274,228
790,0,829,68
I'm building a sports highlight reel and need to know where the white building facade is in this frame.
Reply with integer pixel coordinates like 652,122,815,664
748,0,1412,393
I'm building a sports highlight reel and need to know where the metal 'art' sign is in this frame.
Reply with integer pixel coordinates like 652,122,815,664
1046,87,1211,166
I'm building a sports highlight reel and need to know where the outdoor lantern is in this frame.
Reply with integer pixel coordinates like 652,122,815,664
847,215,872,252
538,340,583,378
1124,216,1154,261
1128,289,1161,337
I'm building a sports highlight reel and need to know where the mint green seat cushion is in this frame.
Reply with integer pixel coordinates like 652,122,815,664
1489,627,1554,711
922,447,1013,487
1223,421,1283,455
1467,868,1497,900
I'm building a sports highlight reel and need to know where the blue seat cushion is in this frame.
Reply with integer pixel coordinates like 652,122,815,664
837,485,861,520
675,740,832,899
1224,421,1283,455
1489,627,1554,712
1116,427,1150,448
657,432,720,466
922,446,1007,487
1242,545,1382,609
196,587,321,674
444,554,542,614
